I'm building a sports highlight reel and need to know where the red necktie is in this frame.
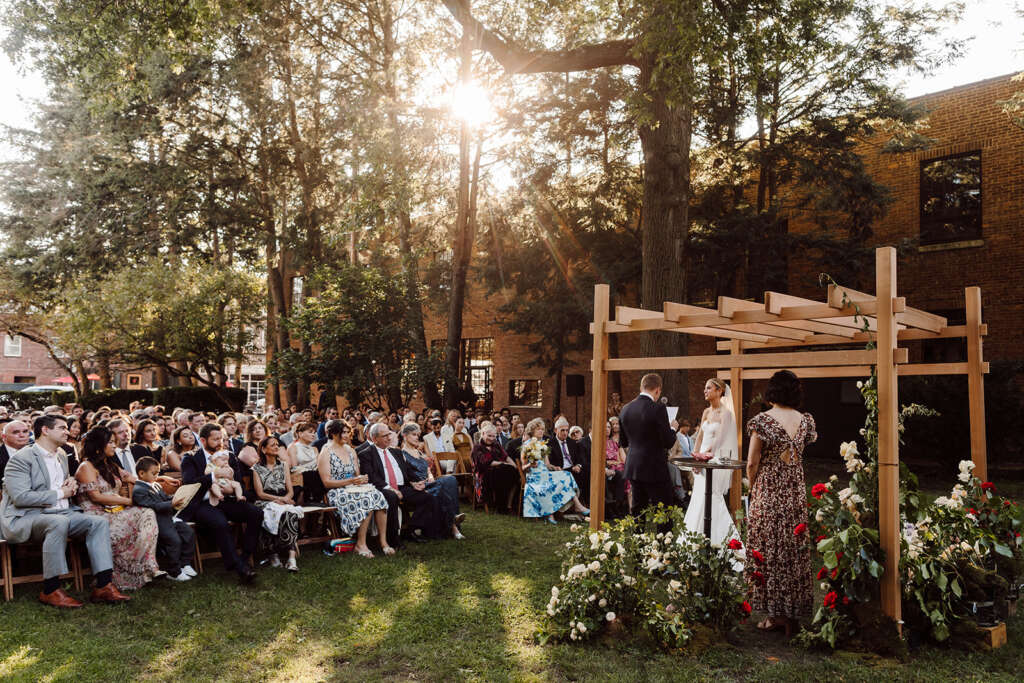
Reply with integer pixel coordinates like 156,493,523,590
382,449,399,489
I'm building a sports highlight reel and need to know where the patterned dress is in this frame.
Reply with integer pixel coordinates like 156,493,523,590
78,473,160,590
745,412,817,619
252,460,300,555
522,439,580,518
325,447,388,536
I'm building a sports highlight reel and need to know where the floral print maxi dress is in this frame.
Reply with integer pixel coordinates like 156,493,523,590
745,412,816,619
78,475,160,590
522,439,579,518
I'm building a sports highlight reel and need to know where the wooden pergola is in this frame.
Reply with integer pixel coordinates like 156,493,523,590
588,246,989,624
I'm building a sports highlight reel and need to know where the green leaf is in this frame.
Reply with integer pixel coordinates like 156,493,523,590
817,537,835,553
936,572,947,591
838,529,849,544
950,579,962,598
994,543,1014,558
824,551,838,569
868,560,882,578
920,562,930,580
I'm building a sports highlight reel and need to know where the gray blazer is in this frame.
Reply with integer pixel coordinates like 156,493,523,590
0,444,78,543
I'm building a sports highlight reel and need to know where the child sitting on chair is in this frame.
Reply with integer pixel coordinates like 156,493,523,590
205,450,244,505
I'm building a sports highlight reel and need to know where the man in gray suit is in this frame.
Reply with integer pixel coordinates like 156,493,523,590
0,414,130,607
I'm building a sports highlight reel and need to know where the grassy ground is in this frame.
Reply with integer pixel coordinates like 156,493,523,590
1,509,1022,682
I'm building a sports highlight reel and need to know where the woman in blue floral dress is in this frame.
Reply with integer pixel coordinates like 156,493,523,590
317,420,392,558
521,418,590,523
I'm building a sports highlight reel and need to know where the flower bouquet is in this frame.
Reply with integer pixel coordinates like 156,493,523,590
522,438,549,464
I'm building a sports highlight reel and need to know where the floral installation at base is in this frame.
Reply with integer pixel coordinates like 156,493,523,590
798,374,1023,651
538,507,750,651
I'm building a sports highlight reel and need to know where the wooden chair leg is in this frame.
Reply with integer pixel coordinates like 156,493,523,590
1,543,12,602
193,534,203,574
69,544,83,592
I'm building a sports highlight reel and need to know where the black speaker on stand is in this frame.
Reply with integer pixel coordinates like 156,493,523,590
566,374,585,426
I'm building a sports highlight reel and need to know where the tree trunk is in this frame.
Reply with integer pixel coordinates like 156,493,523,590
444,16,476,408
636,54,691,414
98,354,113,389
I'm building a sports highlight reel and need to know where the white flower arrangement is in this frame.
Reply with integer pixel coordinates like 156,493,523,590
522,438,549,464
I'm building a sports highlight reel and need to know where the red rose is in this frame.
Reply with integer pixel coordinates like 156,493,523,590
815,535,827,543
750,549,765,564
1005,500,1013,507
741,601,752,614
728,538,743,550
981,482,995,492
969,508,978,515
816,567,827,580
751,570,765,585
812,483,828,499
793,523,808,535
823,591,838,609
836,551,843,561
830,568,838,579
1016,532,1021,538
842,596,851,606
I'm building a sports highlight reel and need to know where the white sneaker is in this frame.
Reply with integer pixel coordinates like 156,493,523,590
181,565,198,578
169,572,191,582
269,555,282,568
285,558,298,573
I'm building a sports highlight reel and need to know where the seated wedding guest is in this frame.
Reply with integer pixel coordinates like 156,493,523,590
359,423,442,546
279,413,302,447
605,419,628,517
471,424,520,515
315,406,338,442
451,417,472,466
399,424,463,539
166,426,198,475
0,415,130,607
263,413,281,438
76,426,160,590
504,421,526,462
440,409,460,445
131,419,165,474
1,419,31,485
132,456,196,582
547,417,590,507
244,419,269,451
252,436,301,572
521,418,589,524
218,413,243,455
286,421,324,505
745,370,816,637
188,411,207,444
347,415,365,448
63,416,84,475
108,418,138,479
318,419,391,558
179,424,261,584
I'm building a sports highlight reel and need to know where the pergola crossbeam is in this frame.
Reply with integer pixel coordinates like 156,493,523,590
714,361,989,380
828,284,947,332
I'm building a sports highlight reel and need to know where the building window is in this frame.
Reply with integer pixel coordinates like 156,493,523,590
13,375,35,384
922,309,966,364
462,338,493,402
126,373,143,388
291,276,304,310
920,152,981,245
509,379,542,408
241,374,266,405
3,334,22,357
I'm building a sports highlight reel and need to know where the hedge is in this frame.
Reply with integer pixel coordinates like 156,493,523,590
0,386,247,413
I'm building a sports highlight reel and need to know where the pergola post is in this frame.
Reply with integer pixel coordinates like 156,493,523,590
729,340,744,514
589,284,610,530
875,247,901,627
966,286,987,481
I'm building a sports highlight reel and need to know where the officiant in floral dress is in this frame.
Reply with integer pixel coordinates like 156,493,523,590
520,418,589,523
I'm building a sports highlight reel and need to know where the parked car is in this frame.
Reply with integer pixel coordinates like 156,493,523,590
20,385,71,393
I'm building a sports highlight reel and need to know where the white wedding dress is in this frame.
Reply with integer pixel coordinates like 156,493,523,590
683,414,741,548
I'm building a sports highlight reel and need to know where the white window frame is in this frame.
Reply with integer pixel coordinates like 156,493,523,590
3,334,22,357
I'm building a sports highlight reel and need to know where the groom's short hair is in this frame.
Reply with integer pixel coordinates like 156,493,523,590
640,373,662,391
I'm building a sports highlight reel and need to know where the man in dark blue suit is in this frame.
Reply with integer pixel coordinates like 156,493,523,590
619,373,678,517
179,423,261,583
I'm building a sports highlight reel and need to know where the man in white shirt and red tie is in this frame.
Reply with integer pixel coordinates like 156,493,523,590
547,417,590,507
358,423,442,549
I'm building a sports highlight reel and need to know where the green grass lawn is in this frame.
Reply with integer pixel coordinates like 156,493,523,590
1,509,1022,682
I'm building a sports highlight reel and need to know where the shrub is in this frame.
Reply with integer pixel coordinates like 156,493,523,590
153,386,247,412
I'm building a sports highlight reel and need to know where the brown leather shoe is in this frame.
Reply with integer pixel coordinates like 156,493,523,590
90,584,131,603
38,588,84,609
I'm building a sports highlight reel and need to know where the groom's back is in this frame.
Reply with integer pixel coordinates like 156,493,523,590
619,395,673,483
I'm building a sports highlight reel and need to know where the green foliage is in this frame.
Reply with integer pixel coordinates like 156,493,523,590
540,506,749,651
272,261,444,409
152,386,247,412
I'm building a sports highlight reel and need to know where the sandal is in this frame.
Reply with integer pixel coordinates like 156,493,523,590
355,547,374,559
381,546,396,556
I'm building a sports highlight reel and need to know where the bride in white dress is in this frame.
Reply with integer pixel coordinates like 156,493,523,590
683,378,740,546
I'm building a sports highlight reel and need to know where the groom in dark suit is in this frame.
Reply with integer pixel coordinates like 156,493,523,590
619,373,678,517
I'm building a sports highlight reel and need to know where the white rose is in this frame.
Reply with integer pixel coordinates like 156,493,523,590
856,381,863,389
589,561,601,572
588,594,596,602
606,612,616,621
599,553,608,561
599,598,607,608
578,623,587,633
815,508,825,522
570,524,579,532
551,586,559,597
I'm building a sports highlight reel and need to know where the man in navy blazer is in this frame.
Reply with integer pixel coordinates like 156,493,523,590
180,423,261,583
619,373,678,517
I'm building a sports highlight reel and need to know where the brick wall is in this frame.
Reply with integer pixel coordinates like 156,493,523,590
0,333,67,385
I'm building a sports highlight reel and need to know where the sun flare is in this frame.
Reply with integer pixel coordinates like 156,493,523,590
451,81,494,127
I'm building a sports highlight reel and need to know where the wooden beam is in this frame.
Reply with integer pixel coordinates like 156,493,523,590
590,285,611,530
719,296,848,338
729,341,743,515
714,323,988,351
662,301,808,341
761,292,858,337
765,291,882,332
874,248,901,628
714,362,989,380
966,286,987,482
828,283,946,332
599,348,907,372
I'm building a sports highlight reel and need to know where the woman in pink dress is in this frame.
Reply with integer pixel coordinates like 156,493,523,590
76,426,160,590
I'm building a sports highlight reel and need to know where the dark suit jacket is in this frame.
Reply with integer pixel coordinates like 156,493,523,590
546,435,587,472
505,437,523,461
132,480,174,515
180,449,230,521
358,444,416,492
619,394,677,483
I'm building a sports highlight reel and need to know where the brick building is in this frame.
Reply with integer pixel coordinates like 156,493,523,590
420,73,1023,438
0,333,67,388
